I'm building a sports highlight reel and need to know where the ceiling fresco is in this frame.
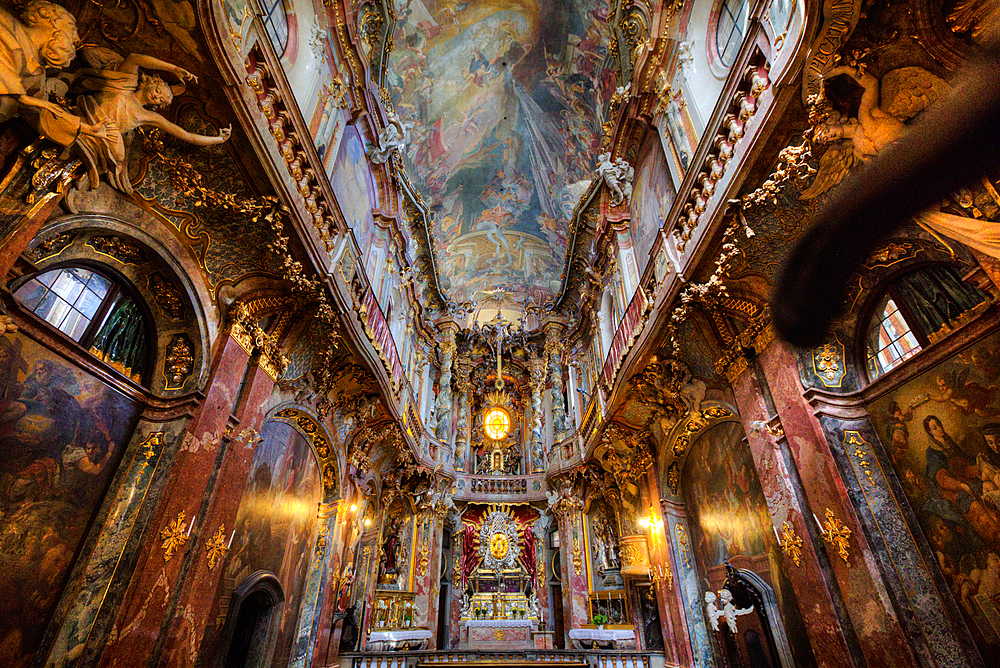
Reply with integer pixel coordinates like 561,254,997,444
387,0,616,306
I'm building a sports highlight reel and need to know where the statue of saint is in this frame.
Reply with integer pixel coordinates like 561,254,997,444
72,47,231,194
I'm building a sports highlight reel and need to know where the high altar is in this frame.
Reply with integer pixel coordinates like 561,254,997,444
458,505,543,649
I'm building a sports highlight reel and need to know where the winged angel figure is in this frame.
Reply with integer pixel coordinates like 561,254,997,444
803,65,1000,260
801,65,951,200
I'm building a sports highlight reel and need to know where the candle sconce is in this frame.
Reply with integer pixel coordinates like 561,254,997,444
816,509,851,566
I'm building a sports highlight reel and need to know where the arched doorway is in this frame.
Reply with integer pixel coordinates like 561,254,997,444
222,572,285,668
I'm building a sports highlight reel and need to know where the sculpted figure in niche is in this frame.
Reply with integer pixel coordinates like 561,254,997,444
0,1,106,146
72,47,232,195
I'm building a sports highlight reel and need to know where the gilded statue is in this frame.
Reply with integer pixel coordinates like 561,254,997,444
72,47,232,194
802,65,950,200
0,1,106,146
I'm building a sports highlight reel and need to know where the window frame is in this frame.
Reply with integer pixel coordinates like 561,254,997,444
259,0,290,57
11,262,156,386
715,0,750,68
859,262,988,384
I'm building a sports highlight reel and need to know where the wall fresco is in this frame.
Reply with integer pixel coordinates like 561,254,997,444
387,0,615,304
200,420,320,667
869,328,1000,656
630,134,675,273
0,333,139,668
681,421,814,668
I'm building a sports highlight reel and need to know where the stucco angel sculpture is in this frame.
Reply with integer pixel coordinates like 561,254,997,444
369,109,412,164
596,152,634,207
804,64,1000,260
705,589,754,634
72,47,231,195
801,65,951,200
0,1,107,146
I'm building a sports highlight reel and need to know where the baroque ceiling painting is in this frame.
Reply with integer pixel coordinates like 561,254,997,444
387,0,614,305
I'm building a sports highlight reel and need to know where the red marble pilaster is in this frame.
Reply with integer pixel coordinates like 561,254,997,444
752,341,919,668
96,333,254,668
156,357,278,667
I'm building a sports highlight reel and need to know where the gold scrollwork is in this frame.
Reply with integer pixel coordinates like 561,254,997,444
205,524,230,570
779,521,803,567
160,510,190,562
819,508,852,565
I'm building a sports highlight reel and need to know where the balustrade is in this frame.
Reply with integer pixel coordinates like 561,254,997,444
340,649,663,668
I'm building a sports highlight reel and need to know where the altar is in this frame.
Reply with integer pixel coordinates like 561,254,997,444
461,619,535,650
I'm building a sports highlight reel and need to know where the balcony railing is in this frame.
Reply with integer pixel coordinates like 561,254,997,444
360,287,404,390
600,288,649,391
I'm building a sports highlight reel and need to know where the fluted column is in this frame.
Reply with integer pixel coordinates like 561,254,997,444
529,354,546,473
434,322,459,442
454,358,472,471
544,324,567,441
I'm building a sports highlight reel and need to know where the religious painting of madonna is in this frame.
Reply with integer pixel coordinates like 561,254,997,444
0,333,139,668
199,419,321,667
869,328,1000,655
681,421,815,668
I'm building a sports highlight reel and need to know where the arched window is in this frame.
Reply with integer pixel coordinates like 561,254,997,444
261,0,289,56
716,0,749,67
14,266,152,383
864,264,988,380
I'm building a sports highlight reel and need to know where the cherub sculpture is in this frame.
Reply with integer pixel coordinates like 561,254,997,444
596,152,634,207
704,591,725,632
370,109,412,164
801,65,950,200
72,47,232,195
0,1,107,146
705,588,754,633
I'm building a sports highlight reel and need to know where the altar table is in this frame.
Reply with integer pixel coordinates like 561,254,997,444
568,627,637,649
461,619,536,650
366,628,433,651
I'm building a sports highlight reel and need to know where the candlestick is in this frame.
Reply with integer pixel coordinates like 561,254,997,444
813,512,823,534
227,530,236,548
187,515,196,536
773,523,781,546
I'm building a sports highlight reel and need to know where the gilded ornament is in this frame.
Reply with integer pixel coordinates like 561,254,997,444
779,521,803,567
675,524,691,569
164,335,194,390
87,235,148,265
813,338,845,388
490,532,510,560
666,462,680,495
417,542,430,577
28,232,74,261
146,273,185,320
205,524,230,570
160,511,190,562
819,508,852,565
845,431,874,484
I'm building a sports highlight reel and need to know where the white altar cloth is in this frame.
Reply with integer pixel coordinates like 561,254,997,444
367,628,432,651
368,629,433,642
569,627,637,649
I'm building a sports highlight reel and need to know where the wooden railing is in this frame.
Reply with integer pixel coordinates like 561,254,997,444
339,649,663,668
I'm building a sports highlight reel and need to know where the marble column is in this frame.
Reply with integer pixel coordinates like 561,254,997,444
434,322,459,443
529,354,547,473
454,359,472,471
544,324,567,442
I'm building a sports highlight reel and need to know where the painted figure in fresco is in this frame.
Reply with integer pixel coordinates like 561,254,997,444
72,47,231,195
887,400,920,465
923,415,1000,551
930,369,997,416
0,1,108,147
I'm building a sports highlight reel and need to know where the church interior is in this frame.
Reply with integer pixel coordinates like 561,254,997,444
3,0,1000,666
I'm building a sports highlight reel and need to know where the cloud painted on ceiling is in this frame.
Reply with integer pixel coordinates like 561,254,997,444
387,0,614,305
